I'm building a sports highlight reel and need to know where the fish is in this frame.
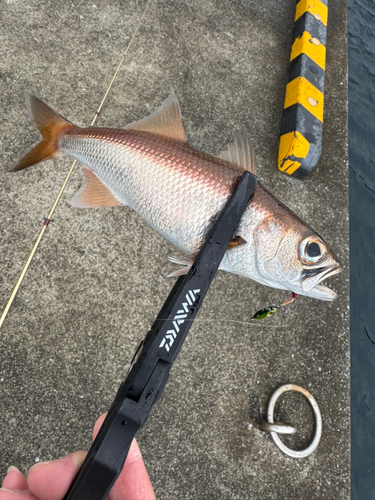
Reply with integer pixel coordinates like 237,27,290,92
11,93,342,301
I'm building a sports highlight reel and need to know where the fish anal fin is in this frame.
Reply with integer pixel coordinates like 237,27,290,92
70,168,124,208
217,130,256,175
167,254,194,277
228,235,247,250
124,94,187,142
166,266,191,278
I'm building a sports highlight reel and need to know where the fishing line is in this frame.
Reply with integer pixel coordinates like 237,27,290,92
0,0,153,329
153,318,288,328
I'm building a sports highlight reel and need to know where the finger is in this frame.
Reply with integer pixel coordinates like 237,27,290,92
93,413,107,440
27,451,87,500
93,414,155,500
0,487,38,500
109,440,155,500
2,467,28,491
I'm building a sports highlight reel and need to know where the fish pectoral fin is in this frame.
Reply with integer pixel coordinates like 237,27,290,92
228,235,247,250
166,255,194,277
70,168,124,208
217,130,256,175
123,94,187,142
166,236,245,277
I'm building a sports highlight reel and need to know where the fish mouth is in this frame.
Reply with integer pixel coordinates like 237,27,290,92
301,263,342,298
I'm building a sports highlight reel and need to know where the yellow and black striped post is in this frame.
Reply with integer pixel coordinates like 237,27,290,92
278,0,328,178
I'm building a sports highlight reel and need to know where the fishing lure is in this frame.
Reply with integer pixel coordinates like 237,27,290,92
252,293,297,320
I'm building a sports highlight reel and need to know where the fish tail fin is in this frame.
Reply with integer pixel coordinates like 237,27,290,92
10,94,76,172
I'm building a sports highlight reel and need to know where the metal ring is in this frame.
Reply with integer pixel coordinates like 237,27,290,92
267,384,322,458
259,420,296,435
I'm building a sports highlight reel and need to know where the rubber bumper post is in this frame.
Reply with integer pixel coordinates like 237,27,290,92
278,0,328,179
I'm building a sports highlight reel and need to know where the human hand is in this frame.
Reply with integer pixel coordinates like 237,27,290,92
0,413,155,500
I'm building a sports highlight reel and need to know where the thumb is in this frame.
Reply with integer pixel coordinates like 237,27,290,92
27,451,87,500
109,439,155,500
94,414,155,500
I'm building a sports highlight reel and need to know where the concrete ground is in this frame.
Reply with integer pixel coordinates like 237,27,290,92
0,1,348,499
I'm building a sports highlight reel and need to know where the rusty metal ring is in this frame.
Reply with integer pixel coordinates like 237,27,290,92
267,384,322,458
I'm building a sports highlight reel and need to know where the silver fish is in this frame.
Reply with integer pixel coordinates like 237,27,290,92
11,93,342,300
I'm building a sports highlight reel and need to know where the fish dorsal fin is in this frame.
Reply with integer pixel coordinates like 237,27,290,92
217,130,256,175
70,168,124,208
124,93,187,142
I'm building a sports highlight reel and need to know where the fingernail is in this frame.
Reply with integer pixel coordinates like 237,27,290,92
28,461,49,472
6,466,21,475
29,452,86,473
71,451,86,469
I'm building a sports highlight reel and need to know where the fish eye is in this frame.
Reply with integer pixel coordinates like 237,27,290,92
299,237,327,264
306,242,320,258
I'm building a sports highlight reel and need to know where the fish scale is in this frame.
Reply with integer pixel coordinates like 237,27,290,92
11,93,342,301
59,128,242,255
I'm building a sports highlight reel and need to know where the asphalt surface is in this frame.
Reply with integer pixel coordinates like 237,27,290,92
0,1,348,499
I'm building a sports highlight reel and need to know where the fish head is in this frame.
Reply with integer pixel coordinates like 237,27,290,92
253,214,342,301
